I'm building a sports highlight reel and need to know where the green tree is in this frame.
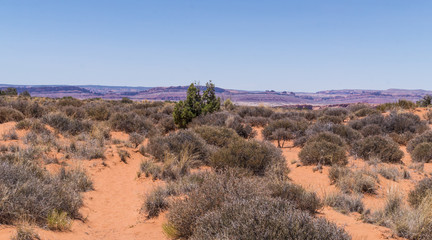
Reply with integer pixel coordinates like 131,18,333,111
201,81,221,114
173,82,221,128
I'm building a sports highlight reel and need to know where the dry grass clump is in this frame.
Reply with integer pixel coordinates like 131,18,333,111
43,112,92,136
67,139,105,160
377,165,402,181
325,192,364,214
2,129,18,140
10,224,40,240
408,178,432,208
365,187,432,239
352,135,403,163
411,142,432,163
329,166,378,194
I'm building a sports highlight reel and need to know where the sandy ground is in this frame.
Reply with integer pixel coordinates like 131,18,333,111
2,121,431,239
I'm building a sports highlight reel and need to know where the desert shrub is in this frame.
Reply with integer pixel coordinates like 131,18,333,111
43,113,92,135
159,116,176,133
352,136,403,163
10,224,40,240
408,178,432,208
190,196,349,240
407,131,432,152
164,172,349,240
68,140,105,159
25,102,46,118
349,103,370,113
57,167,93,192
47,210,71,231
110,112,155,135
85,103,111,121
63,106,87,120
305,123,362,144
118,149,130,163
262,119,308,141
411,142,432,163
348,114,384,130
268,181,322,214
193,125,241,148
354,108,381,117
190,111,230,127
299,141,347,166
383,112,428,134
361,124,382,137
210,139,287,176
2,129,18,140
388,132,415,145
307,132,345,147
142,187,170,218
323,107,349,118
0,107,24,123
146,130,210,163
244,116,269,127
140,160,162,179
236,106,273,118
328,166,352,184
317,115,344,124
57,97,83,107
424,110,432,124
129,132,144,147
325,192,364,214
377,166,401,181
0,160,88,226
16,119,32,130
337,170,377,194
225,115,256,139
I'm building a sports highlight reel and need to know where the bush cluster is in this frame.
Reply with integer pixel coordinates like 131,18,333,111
352,136,403,163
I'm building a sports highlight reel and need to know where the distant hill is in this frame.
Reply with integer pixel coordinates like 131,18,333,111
1,84,431,106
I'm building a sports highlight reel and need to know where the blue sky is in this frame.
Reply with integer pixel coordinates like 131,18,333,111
0,1,431,92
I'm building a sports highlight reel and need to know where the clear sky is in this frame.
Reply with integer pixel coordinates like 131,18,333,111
1,1,431,92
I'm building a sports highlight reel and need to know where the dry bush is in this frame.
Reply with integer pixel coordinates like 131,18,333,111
43,112,92,135
236,106,274,118
85,103,111,121
323,107,349,118
305,123,362,145
411,142,432,163
424,110,432,124
110,112,156,135
383,112,429,134
142,186,170,218
193,125,241,148
388,132,415,145
129,132,144,147
146,130,211,164
307,132,346,147
63,106,87,120
352,136,403,163
68,139,105,160
118,149,130,163
361,124,382,137
10,224,40,240
349,114,385,131
262,119,308,142
329,166,377,194
0,107,24,123
407,131,432,152
354,108,381,117
325,192,364,214
317,115,344,124
377,166,401,181
408,178,432,208
2,129,18,140
0,158,91,226
299,141,347,166
210,139,288,177
244,116,269,127
163,172,349,240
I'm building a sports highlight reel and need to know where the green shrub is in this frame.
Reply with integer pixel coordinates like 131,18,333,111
352,136,403,163
236,106,273,118
43,112,92,135
383,112,428,134
299,141,347,166
263,119,308,141
307,132,345,147
110,112,155,134
47,210,71,231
